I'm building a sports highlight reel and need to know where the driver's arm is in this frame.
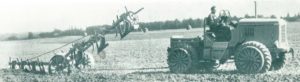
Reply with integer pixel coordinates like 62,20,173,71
206,15,214,26
207,14,219,28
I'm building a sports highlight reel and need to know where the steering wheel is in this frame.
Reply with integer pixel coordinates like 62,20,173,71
219,10,231,18
219,10,231,24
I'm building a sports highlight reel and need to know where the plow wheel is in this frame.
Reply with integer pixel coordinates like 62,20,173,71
167,45,198,73
48,55,70,74
234,41,272,73
271,52,286,70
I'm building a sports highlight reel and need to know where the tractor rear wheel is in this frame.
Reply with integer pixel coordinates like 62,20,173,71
271,52,286,70
234,41,272,73
167,45,197,73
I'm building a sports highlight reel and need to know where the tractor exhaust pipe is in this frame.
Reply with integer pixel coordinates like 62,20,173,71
254,1,257,18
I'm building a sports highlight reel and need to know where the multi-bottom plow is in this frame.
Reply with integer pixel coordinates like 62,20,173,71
8,7,144,75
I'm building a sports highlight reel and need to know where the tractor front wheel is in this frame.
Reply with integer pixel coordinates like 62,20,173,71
167,48,192,73
271,52,286,70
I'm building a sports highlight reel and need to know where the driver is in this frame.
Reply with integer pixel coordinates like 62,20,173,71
206,6,219,33
206,6,231,41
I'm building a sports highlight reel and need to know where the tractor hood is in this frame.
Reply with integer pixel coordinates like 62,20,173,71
170,35,201,40
239,18,285,25
230,18,290,53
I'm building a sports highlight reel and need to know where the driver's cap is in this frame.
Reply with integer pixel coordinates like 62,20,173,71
211,6,216,10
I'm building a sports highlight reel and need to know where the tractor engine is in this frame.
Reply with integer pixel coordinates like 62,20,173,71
167,36,204,73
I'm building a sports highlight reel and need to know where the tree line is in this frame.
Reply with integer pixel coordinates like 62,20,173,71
139,18,204,31
6,28,85,40
283,13,300,22
244,13,300,22
0,17,255,41
6,13,300,40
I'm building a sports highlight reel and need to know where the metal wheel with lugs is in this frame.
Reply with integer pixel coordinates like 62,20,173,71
234,41,272,73
48,55,70,74
167,44,198,73
168,48,192,73
271,52,286,70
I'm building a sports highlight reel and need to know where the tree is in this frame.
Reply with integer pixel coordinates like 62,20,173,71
270,15,276,18
257,15,264,18
286,13,290,18
7,35,18,40
52,29,62,37
194,18,203,27
60,28,85,36
86,25,111,35
39,32,54,38
245,14,251,18
231,16,240,21
174,19,181,28
28,32,34,39
187,18,194,27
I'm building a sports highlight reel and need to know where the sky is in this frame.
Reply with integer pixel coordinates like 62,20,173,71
0,0,299,34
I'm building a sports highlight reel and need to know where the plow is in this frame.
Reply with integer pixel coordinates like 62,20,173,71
8,7,144,75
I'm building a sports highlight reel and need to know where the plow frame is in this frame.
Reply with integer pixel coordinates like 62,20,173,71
8,7,144,75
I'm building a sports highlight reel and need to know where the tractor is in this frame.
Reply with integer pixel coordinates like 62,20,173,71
167,10,294,73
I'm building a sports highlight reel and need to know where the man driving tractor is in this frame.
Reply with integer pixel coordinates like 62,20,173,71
207,6,219,33
206,6,232,41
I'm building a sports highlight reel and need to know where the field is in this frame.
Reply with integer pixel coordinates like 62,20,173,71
1,22,300,82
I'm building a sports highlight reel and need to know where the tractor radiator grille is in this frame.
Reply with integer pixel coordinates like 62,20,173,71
244,27,254,37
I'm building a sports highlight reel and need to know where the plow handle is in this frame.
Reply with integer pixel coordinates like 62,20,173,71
133,7,144,15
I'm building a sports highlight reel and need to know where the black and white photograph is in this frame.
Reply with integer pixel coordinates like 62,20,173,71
0,0,300,81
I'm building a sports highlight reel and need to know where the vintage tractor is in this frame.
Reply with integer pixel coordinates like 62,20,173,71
167,10,294,73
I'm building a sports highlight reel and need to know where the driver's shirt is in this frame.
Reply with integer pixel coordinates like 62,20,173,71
207,13,219,32
209,14,217,22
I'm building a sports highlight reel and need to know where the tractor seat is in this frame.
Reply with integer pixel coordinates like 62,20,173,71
209,26,231,42
204,32,216,47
